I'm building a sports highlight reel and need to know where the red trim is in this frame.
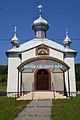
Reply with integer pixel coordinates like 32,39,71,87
36,45,49,55
34,69,51,90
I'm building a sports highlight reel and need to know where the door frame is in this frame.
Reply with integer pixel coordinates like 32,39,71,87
34,69,51,90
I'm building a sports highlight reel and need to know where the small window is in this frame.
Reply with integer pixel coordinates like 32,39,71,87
36,45,49,55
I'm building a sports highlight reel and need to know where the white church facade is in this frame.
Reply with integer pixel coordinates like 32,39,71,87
6,5,77,99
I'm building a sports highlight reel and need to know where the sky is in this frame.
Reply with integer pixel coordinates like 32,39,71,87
0,0,80,65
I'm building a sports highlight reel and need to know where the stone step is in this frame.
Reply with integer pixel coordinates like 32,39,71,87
33,91,54,100
55,92,67,99
17,91,67,100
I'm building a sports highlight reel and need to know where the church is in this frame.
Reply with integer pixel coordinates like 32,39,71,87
6,5,77,100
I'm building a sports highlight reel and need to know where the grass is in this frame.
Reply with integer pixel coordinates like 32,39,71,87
0,74,30,120
0,96,30,120
0,86,6,92
51,95,80,120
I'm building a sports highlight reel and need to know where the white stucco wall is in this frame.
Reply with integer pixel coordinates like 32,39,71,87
7,56,20,96
22,47,64,63
64,71,68,93
22,48,35,62
51,72,64,91
64,57,76,96
50,48,63,61
22,72,34,91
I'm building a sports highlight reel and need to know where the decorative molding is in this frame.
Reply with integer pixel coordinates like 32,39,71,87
36,45,49,55
17,56,70,71
64,52,77,58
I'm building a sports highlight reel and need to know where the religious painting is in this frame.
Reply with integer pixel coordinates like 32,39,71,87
36,45,49,55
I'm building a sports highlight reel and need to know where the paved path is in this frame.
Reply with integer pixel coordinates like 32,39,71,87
15,100,52,120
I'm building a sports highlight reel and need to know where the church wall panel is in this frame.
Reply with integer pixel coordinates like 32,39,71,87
51,72,64,92
22,73,34,91
22,48,35,62
64,57,76,95
7,57,20,96
50,48,63,61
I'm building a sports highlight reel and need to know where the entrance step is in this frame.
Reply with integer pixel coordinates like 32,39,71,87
17,91,67,100
17,92,33,100
55,92,67,99
33,91,54,100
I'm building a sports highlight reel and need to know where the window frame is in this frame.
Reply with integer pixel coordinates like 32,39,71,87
36,45,49,55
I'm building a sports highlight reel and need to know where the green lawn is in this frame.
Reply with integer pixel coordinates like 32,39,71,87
51,95,80,120
0,85,6,92
0,96,30,120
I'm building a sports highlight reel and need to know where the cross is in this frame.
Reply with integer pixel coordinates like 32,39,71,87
14,26,17,36
38,5,43,17
66,27,68,37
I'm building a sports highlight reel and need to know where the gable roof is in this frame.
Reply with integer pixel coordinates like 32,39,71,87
6,38,76,53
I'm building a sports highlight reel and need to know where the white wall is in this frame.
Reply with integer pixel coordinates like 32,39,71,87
51,72,64,91
64,71,68,93
50,48,63,61
22,47,64,63
7,56,20,96
22,48,35,62
22,72,34,91
64,57,76,96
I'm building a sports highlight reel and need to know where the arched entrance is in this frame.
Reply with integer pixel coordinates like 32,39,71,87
34,69,51,90
17,56,70,96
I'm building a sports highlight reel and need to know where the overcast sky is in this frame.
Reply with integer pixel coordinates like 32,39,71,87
0,0,80,64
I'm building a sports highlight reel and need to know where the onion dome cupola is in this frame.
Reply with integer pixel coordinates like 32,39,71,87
32,5,49,38
11,26,19,48
64,29,72,48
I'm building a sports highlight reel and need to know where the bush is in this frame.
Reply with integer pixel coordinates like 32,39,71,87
75,64,80,91
0,65,7,75
0,75,7,86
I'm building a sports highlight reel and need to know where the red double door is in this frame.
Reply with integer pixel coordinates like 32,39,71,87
37,69,49,90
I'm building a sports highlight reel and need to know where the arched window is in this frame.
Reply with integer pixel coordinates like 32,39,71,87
36,45,49,55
